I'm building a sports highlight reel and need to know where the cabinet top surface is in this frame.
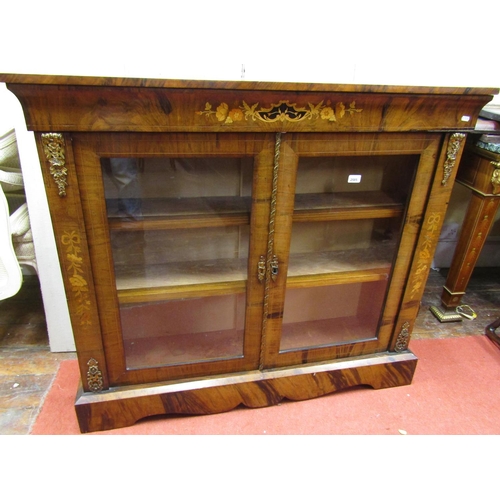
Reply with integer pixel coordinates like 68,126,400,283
1,73,498,96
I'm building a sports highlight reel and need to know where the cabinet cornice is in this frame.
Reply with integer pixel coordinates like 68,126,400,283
2,76,496,133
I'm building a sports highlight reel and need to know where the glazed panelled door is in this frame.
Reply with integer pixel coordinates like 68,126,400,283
261,133,441,368
73,133,274,385
73,131,441,382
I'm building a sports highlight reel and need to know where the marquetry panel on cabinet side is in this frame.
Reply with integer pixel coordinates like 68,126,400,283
34,132,109,392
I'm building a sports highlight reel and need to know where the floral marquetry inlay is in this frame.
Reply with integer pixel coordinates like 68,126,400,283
61,230,91,326
196,100,363,125
410,213,441,299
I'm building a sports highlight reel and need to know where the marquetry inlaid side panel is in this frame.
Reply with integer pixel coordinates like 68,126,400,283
390,133,468,351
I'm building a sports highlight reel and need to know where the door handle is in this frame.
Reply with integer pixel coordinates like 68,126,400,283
257,255,279,282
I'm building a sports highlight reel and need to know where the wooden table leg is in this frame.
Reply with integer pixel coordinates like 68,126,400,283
430,192,500,322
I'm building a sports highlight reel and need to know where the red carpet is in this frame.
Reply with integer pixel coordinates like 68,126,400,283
31,335,500,434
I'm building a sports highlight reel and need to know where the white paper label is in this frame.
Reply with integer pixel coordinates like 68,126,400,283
348,174,362,183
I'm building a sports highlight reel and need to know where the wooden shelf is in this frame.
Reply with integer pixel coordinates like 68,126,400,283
115,242,395,303
287,243,395,280
286,267,391,289
107,192,403,232
109,213,250,231
293,191,404,221
115,257,248,303
107,196,251,230
118,280,247,304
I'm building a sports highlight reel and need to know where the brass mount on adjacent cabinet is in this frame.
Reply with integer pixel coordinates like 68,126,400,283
491,161,500,195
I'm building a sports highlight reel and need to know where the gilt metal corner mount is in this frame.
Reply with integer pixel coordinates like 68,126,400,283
41,133,68,197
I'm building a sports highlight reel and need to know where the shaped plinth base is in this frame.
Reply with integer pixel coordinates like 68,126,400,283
429,305,463,323
75,351,418,433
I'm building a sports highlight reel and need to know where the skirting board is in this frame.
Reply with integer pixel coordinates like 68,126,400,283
75,350,418,433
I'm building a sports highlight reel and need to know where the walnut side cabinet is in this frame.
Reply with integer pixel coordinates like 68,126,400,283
2,74,496,432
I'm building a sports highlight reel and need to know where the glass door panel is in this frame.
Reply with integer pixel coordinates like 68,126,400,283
280,154,418,353
281,281,386,351
101,156,253,369
121,293,246,370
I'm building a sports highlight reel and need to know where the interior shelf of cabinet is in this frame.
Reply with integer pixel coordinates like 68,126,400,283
114,243,394,304
287,243,394,287
293,191,404,221
115,258,247,303
107,191,404,232
115,257,248,304
107,196,252,231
